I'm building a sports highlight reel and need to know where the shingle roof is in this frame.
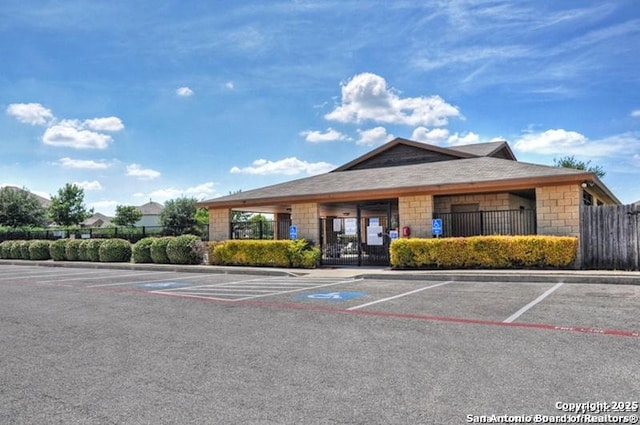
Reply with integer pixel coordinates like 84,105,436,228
201,156,592,205
136,201,164,215
449,141,514,158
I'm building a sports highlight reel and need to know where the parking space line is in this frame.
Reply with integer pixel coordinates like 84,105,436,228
0,269,97,280
35,271,166,284
503,282,564,323
234,278,364,301
346,281,454,311
88,273,213,288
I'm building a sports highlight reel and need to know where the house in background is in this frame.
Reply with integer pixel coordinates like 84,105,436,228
135,201,164,227
3,186,51,209
82,212,113,228
199,137,619,267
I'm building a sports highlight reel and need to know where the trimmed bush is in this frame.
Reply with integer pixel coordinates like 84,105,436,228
99,238,132,262
150,237,172,264
0,240,14,259
28,240,51,260
65,239,84,261
10,241,23,259
210,239,320,268
78,240,92,261
50,239,68,261
19,240,31,260
167,235,205,265
132,237,155,263
390,235,578,269
86,239,106,262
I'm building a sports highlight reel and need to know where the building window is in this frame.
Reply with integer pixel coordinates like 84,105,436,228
583,191,593,206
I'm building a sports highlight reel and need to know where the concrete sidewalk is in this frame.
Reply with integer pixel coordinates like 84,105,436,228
3,259,640,285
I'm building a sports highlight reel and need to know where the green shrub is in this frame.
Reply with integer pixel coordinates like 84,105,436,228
19,240,31,260
99,238,132,262
50,239,68,261
28,240,51,260
78,240,92,261
65,239,84,261
390,236,578,269
132,237,155,263
150,237,172,264
0,240,14,259
167,235,204,265
86,239,106,262
210,239,319,268
9,240,23,259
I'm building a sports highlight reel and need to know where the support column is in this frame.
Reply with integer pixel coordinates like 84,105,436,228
290,203,320,244
208,208,231,241
398,194,433,238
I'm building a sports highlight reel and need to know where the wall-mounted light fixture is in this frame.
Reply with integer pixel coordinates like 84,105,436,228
581,181,594,188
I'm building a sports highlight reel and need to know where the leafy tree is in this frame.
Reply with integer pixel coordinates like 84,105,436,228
112,205,143,227
553,155,606,179
48,183,93,226
0,186,47,228
195,207,209,226
160,197,198,235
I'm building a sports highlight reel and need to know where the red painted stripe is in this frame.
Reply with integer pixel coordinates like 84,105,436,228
144,290,640,339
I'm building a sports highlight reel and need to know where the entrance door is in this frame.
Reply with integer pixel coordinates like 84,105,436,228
319,202,393,266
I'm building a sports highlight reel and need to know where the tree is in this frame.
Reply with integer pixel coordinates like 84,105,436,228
160,197,198,235
0,186,47,228
553,155,606,179
112,205,143,227
48,183,93,226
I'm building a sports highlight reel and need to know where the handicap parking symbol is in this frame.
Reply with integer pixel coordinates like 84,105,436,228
298,291,366,301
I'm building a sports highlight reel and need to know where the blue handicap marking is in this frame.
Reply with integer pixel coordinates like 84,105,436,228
432,218,443,236
138,281,191,289
298,291,367,301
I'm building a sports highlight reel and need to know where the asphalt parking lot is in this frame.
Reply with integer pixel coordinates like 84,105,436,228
1,264,639,424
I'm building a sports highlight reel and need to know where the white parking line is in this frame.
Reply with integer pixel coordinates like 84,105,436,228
87,273,213,287
36,271,167,284
503,282,564,323
347,281,454,311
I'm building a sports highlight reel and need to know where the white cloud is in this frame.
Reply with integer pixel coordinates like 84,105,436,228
146,182,217,203
230,157,335,176
411,127,450,144
43,120,113,149
6,103,54,125
447,131,481,146
83,117,124,132
57,157,110,169
126,164,161,180
225,81,235,90
74,180,103,191
176,86,194,97
514,129,638,157
325,73,460,127
300,128,349,143
90,200,119,215
631,110,640,118
356,127,394,146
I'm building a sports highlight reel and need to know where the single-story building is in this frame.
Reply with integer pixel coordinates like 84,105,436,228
198,137,619,266
135,201,164,227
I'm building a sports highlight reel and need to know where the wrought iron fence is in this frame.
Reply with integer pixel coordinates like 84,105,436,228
0,225,209,243
230,218,291,240
433,209,536,237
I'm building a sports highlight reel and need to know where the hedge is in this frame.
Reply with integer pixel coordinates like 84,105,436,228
28,240,51,260
167,235,205,265
390,235,578,269
86,239,106,262
210,239,320,268
132,237,155,263
65,239,84,261
99,238,132,262
0,240,14,259
150,237,172,264
50,239,68,261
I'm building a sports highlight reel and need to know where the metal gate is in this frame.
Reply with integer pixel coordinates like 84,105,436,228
319,203,392,266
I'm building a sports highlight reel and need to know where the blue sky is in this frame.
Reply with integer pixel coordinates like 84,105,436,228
2,0,640,215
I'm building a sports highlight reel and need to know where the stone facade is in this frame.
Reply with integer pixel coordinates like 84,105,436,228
434,193,535,213
209,208,230,241
535,185,581,236
291,202,320,243
398,195,433,238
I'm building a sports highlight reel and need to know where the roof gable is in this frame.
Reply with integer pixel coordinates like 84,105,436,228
332,138,517,172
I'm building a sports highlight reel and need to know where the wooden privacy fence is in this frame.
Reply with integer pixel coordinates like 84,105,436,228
581,204,640,270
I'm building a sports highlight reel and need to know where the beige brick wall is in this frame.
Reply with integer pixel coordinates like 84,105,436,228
291,202,320,243
535,185,580,236
398,194,433,238
434,193,535,213
208,208,230,241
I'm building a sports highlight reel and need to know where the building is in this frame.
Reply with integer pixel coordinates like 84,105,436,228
198,138,619,266
81,212,113,228
135,201,164,227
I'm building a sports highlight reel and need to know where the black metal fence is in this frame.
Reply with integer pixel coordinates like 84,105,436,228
433,209,536,237
0,225,209,243
230,218,291,240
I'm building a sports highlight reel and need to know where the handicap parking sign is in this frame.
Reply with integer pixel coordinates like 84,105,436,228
298,291,366,301
432,218,443,236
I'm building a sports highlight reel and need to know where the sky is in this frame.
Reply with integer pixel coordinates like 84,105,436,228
1,0,640,216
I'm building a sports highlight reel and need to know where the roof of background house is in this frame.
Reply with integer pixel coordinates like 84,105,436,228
136,201,164,215
2,186,51,208
82,212,113,228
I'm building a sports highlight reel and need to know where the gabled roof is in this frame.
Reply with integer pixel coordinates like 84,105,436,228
136,201,164,215
200,156,615,207
2,186,51,208
449,141,516,160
